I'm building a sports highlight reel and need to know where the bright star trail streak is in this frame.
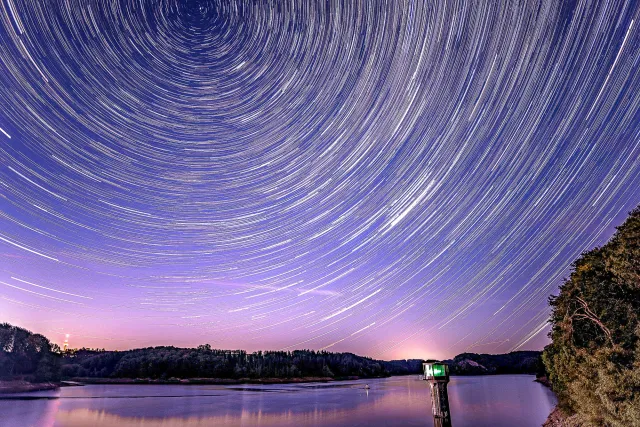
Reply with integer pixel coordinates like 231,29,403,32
0,1,639,360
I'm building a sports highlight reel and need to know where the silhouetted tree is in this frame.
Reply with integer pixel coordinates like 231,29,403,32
0,323,61,382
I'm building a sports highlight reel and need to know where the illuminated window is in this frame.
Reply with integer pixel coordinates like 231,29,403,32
433,364,445,377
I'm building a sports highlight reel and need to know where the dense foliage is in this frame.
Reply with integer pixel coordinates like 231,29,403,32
0,323,61,382
543,206,640,426
61,345,391,379
0,326,546,385
381,359,424,375
59,347,541,380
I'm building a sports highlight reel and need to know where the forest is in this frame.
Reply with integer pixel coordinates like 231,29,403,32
59,345,391,380
0,328,401,381
543,206,639,426
2,322,542,383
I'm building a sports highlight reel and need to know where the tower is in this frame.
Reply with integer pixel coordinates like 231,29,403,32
423,360,451,427
63,334,69,352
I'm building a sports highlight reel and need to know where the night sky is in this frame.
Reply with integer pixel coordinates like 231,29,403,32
1,1,639,360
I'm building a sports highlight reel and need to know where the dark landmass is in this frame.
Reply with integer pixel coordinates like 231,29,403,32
60,346,390,380
3,321,545,393
60,347,542,380
0,322,62,395
384,351,544,376
542,205,639,426
442,351,543,376
380,358,424,375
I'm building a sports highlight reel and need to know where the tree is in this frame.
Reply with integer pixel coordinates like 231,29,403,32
543,206,640,426
0,323,61,382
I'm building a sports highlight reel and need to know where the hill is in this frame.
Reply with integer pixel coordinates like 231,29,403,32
383,351,543,376
444,351,543,375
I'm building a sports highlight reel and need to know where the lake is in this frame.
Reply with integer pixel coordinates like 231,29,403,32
0,375,556,427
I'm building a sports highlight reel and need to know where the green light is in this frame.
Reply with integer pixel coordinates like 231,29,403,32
424,363,447,378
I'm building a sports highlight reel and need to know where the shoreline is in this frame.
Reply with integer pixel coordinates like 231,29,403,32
1,373,543,393
0,376,344,393
67,376,345,386
534,375,552,388
535,375,583,427
0,381,60,394
542,406,583,427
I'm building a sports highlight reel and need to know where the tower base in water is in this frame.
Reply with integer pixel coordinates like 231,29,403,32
429,381,451,426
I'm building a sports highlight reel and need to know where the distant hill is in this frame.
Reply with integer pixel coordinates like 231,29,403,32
443,351,543,375
383,351,543,376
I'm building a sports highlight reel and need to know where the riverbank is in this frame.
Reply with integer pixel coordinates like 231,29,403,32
534,375,551,388
0,380,59,394
0,374,553,426
542,406,585,427
535,376,584,427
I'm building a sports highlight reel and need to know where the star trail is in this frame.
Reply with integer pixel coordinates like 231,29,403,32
1,0,639,360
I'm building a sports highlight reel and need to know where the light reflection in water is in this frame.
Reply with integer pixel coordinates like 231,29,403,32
0,376,556,427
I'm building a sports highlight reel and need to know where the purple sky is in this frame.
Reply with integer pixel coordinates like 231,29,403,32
1,0,640,360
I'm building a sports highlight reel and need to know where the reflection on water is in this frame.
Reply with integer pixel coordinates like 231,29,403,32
0,375,556,427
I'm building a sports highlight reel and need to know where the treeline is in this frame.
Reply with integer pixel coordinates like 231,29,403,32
443,351,543,375
543,206,640,426
2,325,546,384
0,323,61,382
381,359,424,375
382,352,543,376
58,347,542,380
61,345,390,379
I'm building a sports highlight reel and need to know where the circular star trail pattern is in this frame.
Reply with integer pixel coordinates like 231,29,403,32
0,0,639,359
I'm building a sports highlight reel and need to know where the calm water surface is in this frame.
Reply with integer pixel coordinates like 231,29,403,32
0,375,556,427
